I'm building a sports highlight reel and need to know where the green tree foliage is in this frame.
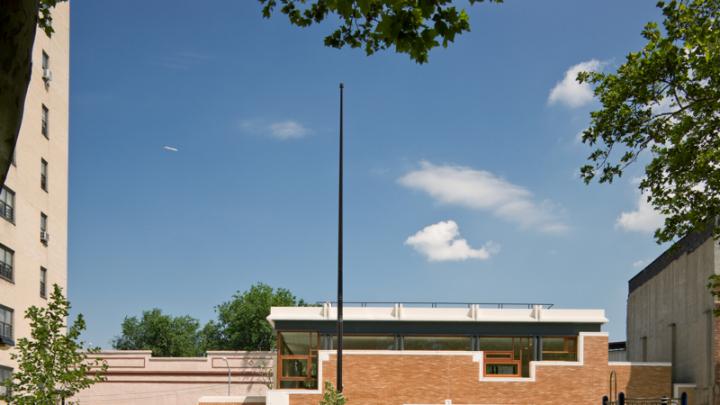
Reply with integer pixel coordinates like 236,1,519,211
2,284,106,405
202,282,306,351
112,309,204,357
578,0,720,244
259,0,502,64
319,381,347,405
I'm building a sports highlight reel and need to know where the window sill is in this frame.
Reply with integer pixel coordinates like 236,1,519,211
0,275,13,284
0,336,14,347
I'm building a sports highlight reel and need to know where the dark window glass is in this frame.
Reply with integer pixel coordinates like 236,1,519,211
0,365,11,397
41,105,49,138
404,336,472,351
41,159,48,191
40,268,47,298
331,335,396,350
541,336,578,361
0,245,13,282
0,187,14,223
480,337,534,377
0,306,12,341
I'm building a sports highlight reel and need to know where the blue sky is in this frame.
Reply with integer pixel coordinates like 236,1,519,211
69,0,669,347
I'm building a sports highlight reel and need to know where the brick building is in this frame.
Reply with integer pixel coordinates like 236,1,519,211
264,303,674,405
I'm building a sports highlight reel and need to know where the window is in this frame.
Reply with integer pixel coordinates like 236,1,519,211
0,365,11,397
42,50,49,70
330,335,396,350
40,267,47,298
479,337,534,377
277,332,319,389
0,245,13,282
0,305,13,345
404,336,472,351
40,159,48,191
41,105,49,138
0,187,14,223
40,212,48,245
541,336,578,361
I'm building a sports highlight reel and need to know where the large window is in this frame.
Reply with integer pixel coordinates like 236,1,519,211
404,336,472,351
41,159,48,191
479,337,534,377
0,305,13,344
0,187,14,223
40,213,49,245
0,245,13,282
277,332,319,389
40,267,47,299
41,105,49,138
331,335,396,350
541,337,577,361
0,366,11,397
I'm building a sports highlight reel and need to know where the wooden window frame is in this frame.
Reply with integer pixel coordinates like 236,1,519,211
276,331,319,389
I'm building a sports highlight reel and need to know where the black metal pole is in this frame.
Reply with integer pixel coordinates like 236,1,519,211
336,83,344,392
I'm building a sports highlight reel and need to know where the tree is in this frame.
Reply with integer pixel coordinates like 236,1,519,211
0,0,65,187
260,0,501,64
202,283,306,351
578,0,720,244
319,381,347,405
2,284,106,405
112,309,204,357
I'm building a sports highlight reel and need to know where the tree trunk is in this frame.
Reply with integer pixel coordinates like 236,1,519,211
0,0,39,187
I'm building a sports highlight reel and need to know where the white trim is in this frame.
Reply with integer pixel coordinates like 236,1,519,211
608,361,672,367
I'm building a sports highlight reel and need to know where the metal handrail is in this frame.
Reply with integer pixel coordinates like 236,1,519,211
316,301,554,309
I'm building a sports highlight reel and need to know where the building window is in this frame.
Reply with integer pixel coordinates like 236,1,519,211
41,105,49,138
40,159,48,191
277,332,319,389
0,365,11,397
40,213,49,245
404,336,472,351
541,336,578,361
0,187,14,223
40,267,47,298
0,305,13,345
479,336,535,377
330,335,397,350
0,245,13,283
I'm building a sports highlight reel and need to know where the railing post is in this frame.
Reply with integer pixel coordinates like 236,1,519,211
681,392,688,405
618,392,625,405
602,395,609,405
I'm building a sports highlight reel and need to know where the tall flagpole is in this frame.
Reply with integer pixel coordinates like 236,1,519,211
336,83,344,392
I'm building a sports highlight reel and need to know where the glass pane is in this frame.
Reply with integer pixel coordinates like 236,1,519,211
486,363,518,375
542,337,577,361
279,332,317,355
478,337,514,351
281,359,308,377
404,336,472,351
331,335,396,350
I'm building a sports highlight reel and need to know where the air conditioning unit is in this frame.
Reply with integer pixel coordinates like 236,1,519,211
42,68,52,82
40,231,50,244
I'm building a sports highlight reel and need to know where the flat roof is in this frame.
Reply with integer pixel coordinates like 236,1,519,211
267,303,608,327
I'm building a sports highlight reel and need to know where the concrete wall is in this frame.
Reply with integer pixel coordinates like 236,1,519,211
0,0,70,376
627,235,719,404
73,351,274,405
267,333,671,405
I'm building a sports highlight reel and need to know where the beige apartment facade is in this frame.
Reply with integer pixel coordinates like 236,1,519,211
0,1,71,394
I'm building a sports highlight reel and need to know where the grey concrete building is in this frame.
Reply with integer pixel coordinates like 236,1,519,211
627,227,719,404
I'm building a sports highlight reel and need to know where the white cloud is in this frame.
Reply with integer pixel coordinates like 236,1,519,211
548,59,604,108
616,193,665,233
162,145,179,152
405,220,499,262
268,121,309,140
239,119,310,140
398,161,569,234
632,259,649,269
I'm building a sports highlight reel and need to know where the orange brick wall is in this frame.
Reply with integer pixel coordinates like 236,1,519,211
286,335,670,405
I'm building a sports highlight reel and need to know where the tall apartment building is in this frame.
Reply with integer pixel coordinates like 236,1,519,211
0,3,70,392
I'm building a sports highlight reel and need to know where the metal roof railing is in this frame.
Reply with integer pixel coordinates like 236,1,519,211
316,301,554,309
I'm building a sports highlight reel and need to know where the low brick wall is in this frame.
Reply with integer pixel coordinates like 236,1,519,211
270,333,671,405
